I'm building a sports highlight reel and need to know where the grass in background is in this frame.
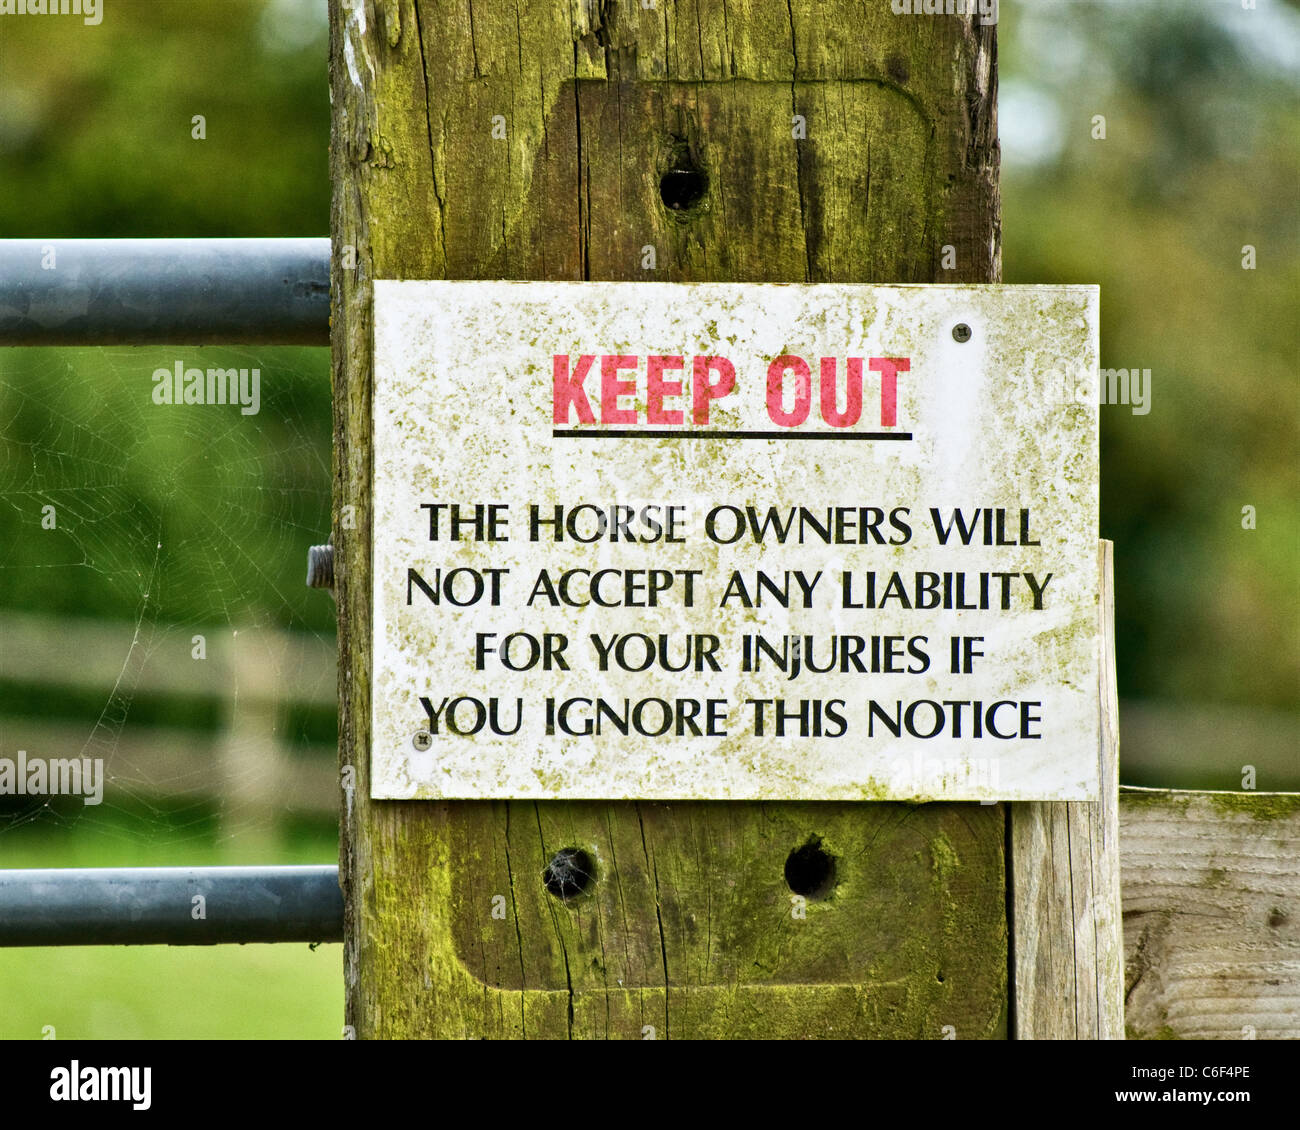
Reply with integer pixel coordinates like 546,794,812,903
1,800,340,1040
2,944,341,1040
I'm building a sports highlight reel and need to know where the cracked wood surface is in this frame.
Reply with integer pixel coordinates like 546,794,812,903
330,0,1004,1038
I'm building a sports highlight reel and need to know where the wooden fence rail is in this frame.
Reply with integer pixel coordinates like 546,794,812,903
0,611,337,824
1120,787,1299,1041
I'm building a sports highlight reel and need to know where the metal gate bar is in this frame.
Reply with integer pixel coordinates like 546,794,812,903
0,238,331,346
0,866,343,946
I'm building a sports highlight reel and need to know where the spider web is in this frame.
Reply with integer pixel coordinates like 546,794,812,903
0,344,337,854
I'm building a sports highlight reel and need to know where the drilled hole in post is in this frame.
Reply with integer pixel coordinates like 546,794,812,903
659,138,709,214
660,166,708,211
543,847,595,900
784,836,836,899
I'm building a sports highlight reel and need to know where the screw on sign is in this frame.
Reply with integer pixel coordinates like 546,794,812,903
411,732,432,752
371,282,1099,801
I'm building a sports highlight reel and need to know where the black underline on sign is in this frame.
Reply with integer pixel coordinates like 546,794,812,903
552,429,914,441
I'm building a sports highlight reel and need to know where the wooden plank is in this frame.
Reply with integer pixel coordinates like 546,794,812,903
1120,788,1300,1040
0,612,335,705
329,1,1005,1037
0,717,337,816
431,800,1007,1039
1010,541,1125,1038
0,613,338,819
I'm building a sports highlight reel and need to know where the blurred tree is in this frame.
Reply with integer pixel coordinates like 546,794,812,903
0,0,333,636
0,0,329,237
1001,1,1299,718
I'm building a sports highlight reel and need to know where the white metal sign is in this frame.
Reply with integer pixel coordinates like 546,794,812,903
371,282,1099,801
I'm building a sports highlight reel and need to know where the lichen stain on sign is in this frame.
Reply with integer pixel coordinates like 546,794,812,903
370,281,1099,802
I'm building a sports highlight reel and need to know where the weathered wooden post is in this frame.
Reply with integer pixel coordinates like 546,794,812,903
328,1,1118,1038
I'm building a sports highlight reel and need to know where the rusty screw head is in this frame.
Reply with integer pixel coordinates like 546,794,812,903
952,323,972,343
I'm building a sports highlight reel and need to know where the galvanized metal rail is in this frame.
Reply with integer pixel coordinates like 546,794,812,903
0,866,343,946
0,238,331,346
0,238,337,947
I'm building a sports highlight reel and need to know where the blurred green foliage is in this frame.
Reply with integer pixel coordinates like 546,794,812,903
1001,3,1299,713
1,346,333,630
0,0,1295,1037
0,0,329,237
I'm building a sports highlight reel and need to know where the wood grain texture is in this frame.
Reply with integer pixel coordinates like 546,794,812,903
1010,541,1125,1039
329,0,1004,1037
1120,788,1300,1040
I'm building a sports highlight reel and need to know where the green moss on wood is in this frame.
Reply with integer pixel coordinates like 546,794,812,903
1205,791,1300,821
331,0,1003,1038
1122,787,1300,822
